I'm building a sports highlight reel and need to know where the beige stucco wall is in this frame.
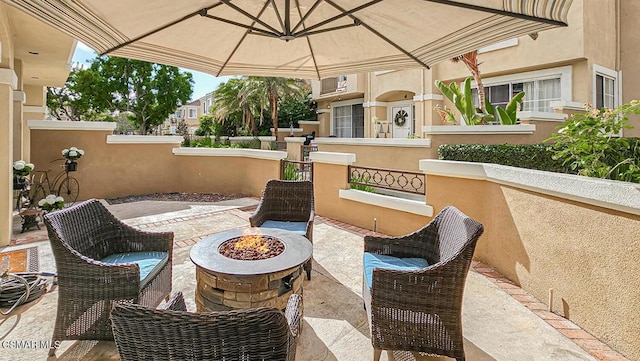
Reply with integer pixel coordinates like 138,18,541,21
29,129,281,201
313,162,429,236
1,78,14,246
425,173,640,360
315,143,430,171
176,156,280,197
620,1,640,136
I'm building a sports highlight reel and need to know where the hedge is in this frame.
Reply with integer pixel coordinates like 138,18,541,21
437,144,570,173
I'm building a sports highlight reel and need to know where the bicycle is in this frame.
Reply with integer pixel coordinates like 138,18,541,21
30,159,80,207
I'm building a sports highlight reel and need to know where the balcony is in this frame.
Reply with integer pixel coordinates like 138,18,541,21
312,74,363,100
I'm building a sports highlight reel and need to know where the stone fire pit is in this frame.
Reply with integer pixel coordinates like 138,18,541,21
190,227,312,312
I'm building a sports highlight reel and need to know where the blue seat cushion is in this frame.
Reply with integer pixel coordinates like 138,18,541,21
363,252,429,288
260,220,308,236
101,251,168,288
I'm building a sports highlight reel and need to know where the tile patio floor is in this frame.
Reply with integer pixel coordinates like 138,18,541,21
1,198,627,360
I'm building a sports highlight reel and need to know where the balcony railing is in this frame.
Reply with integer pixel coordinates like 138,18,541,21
348,165,425,195
320,78,338,95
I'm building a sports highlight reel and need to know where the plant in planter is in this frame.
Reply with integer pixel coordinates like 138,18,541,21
13,160,34,189
38,194,65,212
434,77,525,125
435,77,494,125
62,146,85,171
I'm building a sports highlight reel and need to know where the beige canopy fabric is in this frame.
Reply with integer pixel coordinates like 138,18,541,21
4,0,573,79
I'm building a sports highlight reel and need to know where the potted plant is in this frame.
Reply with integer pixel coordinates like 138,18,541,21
38,194,65,212
62,146,85,171
12,160,34,189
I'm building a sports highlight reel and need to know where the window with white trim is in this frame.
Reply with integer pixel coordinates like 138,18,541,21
188,108,197,119
593,65,617,109
472,78,561,112
332,103,364,138
469,66,572,114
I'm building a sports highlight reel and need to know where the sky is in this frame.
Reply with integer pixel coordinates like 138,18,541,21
71,42,229,101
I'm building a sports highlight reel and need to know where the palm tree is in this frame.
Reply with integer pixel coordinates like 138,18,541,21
245,77,308,139
211,78,260,135
451,51,486,112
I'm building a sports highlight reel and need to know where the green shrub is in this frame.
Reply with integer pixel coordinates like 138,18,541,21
546,101,640,183
438,144,569,173
350,175,375,192
283,162,302,180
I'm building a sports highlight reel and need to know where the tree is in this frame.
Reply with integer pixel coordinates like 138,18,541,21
244,77,308,139
47,67,113,121
211,78,258,135
451,51,486,112
50,56,194,134
277,90,316,126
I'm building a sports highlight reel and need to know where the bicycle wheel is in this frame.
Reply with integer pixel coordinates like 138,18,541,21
31,185,46,208
58,177,79,205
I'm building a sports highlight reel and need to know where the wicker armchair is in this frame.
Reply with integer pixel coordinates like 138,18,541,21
363,206,484,361
43,199,173,356
111,291,302,361
250,179,314,280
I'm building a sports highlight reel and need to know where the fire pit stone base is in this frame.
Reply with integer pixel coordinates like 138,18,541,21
195,264,304,311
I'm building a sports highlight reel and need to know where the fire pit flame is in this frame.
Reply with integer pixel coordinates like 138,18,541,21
218,229,285,260
235,231,269,253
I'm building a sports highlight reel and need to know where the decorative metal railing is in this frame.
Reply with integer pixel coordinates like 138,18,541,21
281,159,313,182
348,165,425,195
300,144,318,161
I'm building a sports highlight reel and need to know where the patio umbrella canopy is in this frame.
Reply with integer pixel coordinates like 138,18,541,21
4,0,573,79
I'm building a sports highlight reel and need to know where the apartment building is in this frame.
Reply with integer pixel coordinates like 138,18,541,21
165,91,214,134
312,0,640,140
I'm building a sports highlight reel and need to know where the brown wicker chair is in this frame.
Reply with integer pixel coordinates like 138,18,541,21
250,179,314,280
111,291,302,361
362,206,484,361
43,199,173,356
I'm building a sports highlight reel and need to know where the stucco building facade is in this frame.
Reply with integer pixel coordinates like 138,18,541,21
312,1,640,140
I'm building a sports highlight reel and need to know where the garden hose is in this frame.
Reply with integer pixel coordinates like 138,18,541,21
0,272,50,315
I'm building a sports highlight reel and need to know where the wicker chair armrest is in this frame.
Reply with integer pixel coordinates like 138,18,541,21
249,204,268,227
57,250,141,294
163,292,187,312
284,293,302,338
364,224,438,259
370,260,468,305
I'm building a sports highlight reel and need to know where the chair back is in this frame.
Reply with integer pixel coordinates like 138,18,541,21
260,179,314,222
111,303,295,361
432,205,484,266
44,198,120,262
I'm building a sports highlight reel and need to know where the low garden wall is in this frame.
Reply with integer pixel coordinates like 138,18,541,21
29,121,285,201
420,159,640,360
290,137,432,171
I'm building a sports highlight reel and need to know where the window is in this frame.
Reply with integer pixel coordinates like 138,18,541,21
594,66,617,109
472,78,561,112
332,102,364,138
175,110,182,119
468,66,571,114
188,108,197,118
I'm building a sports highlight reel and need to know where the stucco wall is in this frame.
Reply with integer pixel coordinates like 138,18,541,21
30,129,181,200
29,129,283,201
312,161,430,236
314,142,431,171
422,162,640,360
